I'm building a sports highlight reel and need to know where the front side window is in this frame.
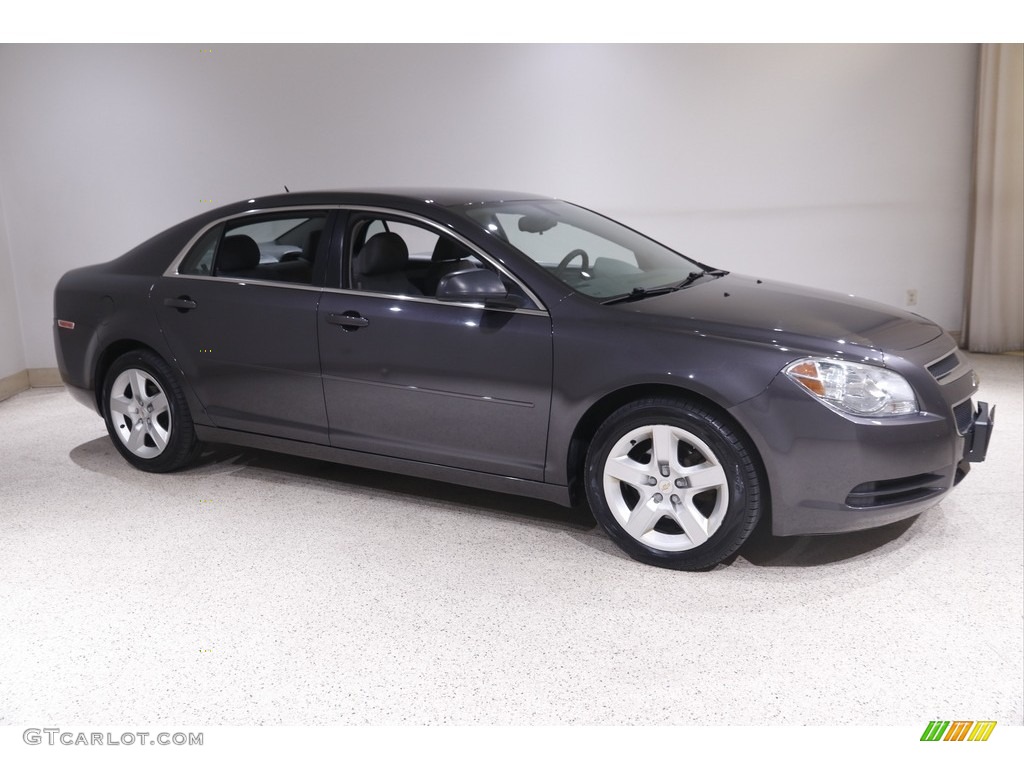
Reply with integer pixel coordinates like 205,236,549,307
346,215,536,308
179,213,327,285
457,200,712,301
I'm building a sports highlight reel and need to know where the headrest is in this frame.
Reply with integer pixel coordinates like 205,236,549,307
359,232,409,275
431,236,472,263
217,235,260,273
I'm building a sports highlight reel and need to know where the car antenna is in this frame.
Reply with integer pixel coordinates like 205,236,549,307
284,185,290,193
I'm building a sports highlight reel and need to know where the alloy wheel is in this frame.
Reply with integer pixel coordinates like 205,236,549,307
601,423,729,552
108,368,172,459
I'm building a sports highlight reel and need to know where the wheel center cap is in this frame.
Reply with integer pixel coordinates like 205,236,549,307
660,481,671,492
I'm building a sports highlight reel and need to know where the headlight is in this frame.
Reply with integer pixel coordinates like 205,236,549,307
783,358,918,417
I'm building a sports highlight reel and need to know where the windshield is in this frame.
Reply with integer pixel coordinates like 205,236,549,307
456,200,711,301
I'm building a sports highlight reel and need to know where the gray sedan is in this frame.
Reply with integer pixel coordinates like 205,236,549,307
52,189,994,570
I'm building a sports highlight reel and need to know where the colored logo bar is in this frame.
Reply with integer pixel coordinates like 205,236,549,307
921,720,997,742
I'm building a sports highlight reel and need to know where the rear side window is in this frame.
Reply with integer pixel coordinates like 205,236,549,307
178,225,223,275
178,214,328,285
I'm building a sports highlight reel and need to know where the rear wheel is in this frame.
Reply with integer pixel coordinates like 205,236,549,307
102,349,199,472
585,398,763,570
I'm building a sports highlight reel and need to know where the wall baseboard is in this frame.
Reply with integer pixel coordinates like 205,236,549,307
0,369,31,402
29,368,63,387
0,368,62,403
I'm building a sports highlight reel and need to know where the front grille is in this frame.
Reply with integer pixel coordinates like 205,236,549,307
953,399,974,435
845,473,947,508
927,351,960,380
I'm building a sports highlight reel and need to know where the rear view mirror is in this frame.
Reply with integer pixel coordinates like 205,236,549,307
517,214,557,234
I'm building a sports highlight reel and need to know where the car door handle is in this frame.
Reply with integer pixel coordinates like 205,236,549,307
164,296,197,311
328,312,369,329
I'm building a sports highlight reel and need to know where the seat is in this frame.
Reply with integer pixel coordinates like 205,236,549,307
305,229,322,264
355,232,421,295
424,236,475,295
215,234,261,277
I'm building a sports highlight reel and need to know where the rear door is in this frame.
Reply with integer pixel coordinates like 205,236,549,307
155,210,331,444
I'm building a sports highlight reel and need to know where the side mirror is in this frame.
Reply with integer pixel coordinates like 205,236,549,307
436,268,524,309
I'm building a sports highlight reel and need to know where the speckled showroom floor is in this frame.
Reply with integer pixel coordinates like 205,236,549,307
0,354,1020,726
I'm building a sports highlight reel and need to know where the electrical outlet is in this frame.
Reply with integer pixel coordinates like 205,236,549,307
905,289,918,307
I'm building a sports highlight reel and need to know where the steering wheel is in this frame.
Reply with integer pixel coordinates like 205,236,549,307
555,248,590,275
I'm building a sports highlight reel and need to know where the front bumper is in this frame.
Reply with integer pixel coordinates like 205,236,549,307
729,363,994,537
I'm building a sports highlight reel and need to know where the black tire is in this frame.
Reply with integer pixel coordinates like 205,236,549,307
584,397,763,570
102,349,199,473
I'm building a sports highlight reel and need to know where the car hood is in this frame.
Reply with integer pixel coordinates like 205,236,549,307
620,273,944,352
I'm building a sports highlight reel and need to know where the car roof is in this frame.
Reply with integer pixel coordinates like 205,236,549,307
235,188,554,210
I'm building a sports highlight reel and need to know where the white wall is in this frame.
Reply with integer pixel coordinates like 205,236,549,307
0,44,977,370
0,185,25,380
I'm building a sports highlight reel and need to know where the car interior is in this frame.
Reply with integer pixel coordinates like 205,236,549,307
205,216,326,285
352,229,479,297
183,213,533,306
348,217,531,305
214,231,320,284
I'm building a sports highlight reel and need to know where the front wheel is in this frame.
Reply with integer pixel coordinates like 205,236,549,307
585,398,763,570
102,349,199,472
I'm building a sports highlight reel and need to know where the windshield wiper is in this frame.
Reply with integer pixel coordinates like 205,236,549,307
674,269,708,290
602,287,658,305
602,270,717,305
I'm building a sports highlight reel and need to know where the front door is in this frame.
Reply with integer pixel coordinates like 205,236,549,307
317,212,552,480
